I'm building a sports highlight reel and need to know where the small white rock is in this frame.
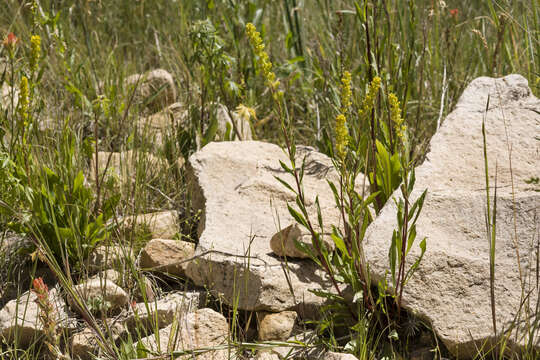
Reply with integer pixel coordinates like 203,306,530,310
139,238,195,276
257,311,297,341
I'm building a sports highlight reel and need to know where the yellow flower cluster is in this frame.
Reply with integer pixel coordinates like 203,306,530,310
358,76,381,119
245,23,280,91
335,114,348,160
30,35,41,73
388,92,407,143
340,71,352,114
335,71,354,160
18,76,30,141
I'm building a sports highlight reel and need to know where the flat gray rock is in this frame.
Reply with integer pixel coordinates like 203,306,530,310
364,74,539,357
186,141,356,314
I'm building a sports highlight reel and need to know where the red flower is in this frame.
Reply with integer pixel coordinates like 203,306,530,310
32,277,49,302
3,32,19,48
449,8,459,18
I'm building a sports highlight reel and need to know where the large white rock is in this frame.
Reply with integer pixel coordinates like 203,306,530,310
186,141,355,315
364,75,539,358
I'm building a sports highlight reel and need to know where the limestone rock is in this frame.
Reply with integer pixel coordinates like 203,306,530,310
257,311,297,341
86,268,155,302
125,69,176,113
186,141,354,315
71,327,96,360
71,323,126,360
124,210,178,240
364,75,540,358
0,289,76,346
139,238,195,276
138,308,229,359
70,278,129,315
270,223,334,259
87,245,131,274
125,291,200,332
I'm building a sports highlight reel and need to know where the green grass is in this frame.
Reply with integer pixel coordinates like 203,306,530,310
0,0,538,359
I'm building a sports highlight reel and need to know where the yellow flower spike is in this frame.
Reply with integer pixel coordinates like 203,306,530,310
388,92,407,144
246,23,279,91
340,71,352,114
30,35,41,73
19,76,29,122
335,113,349,160
359,76,381,119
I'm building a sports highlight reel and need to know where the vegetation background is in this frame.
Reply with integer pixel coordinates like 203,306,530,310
0,0,537,359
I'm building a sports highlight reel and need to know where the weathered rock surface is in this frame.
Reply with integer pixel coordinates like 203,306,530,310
138,308,229,359
270,223,334,259
186,141,354,314
139,238,195,276
87,245,131,274
69,278,129,315
257,311,297,341
0,289,76,346
125,291,200,332
124,210,179,240
364,75,539,357
125,69,176,113
71,323,125,360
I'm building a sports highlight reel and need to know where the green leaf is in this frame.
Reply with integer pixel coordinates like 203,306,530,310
202,115,218,146
274,176,296,195
331,231,348,257
73,170,84,193
287,204,308,229
406,224,417,255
